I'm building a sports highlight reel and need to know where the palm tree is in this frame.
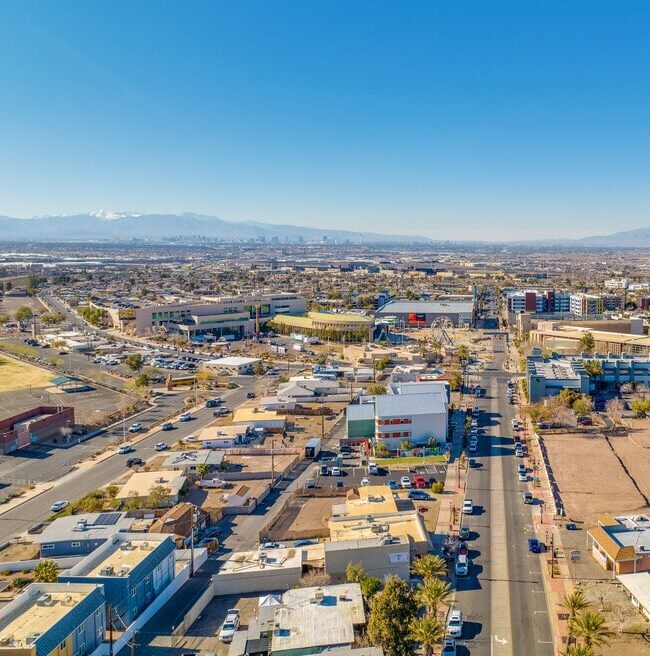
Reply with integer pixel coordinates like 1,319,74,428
561,646,594,656
415,577,452,616
561,589,591,625
410,554,447,580
409,616,445,656
570,611,613,648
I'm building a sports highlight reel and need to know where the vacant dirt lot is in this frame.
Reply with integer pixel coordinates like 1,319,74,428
543,432,647,524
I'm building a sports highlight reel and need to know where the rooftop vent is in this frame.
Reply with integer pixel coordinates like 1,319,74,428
36,594,54,607
62,594,75,606
26,633,42,645
99,565,114,576
120,541,135,551
0,636,13,646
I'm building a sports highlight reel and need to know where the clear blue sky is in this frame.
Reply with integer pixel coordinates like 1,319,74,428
2,1,650,240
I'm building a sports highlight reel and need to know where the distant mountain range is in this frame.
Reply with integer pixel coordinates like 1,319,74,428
575,227,650,248
0,212,431,244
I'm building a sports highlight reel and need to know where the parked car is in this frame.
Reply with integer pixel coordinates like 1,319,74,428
184,434,198,443
388,480,399,490
50,500,69,513
441,638,457,656
457,541,469,556
413,475,427,488
454,554,469,577
294,539,315,547
360,477,371,486
517,463,526,474
566,522,578,531
408,490,431,501
219,609,240,643
117,444,133,454
126,457,143,467
522,491,533,504
128,423,143,433
462,499,474,514
259,542,284,550
400,476,412,489
330,466,341,476
459,526,470,540
246,392,256,399
518,471,528,482
446,609,464,638
161,422,173,431
528,537,541,553
154,442,169,451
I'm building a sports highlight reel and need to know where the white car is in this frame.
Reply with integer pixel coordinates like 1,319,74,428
259,542,285,550
179,412,192,422
400,476,411,489
219,608,240,643
360,477,371,486
330,466,341,476
454,555,469,577
128,423,143,433
462,499,474,514
154,442,169,451
50,500,69,513
518,471,527,482
515,448,524,458
184,434,198,442
117,444,133,454
446,609,464,638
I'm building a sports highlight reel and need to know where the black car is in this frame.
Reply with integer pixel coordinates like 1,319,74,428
126,457,143,467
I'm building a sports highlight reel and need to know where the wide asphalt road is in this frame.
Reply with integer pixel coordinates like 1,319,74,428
0,379,259,542
454,333,553,656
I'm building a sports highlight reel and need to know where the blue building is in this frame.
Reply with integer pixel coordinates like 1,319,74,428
0,583,105,656
58,533,175,628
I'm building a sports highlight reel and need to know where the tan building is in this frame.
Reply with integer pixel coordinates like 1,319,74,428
588,514,650,576
530,323,650,356
116,470,186,507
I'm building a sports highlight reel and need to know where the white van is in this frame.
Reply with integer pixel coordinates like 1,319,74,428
367,462,379,475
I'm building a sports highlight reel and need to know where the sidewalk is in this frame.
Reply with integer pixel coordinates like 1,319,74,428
433,408,468,544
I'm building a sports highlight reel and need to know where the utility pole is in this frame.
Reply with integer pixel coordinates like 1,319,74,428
190,508,196,577
271,437,275,486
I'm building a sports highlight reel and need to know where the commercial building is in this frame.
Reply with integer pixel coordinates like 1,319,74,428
530,323,650,356
271,311,374,342
587,515,650,576
115,471,186,507
0,406,75,454
376,300,475,328
204,356,262,375
161,449,225,475
505,289,571,314
618,572,650,621
132,293,307,338
0,583,106,656
346,381,448,450
59,534,176,626
35,511,134,558
228,584,370,656
526,350,589,403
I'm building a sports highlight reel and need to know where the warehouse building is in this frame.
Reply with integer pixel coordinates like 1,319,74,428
376,300,475,328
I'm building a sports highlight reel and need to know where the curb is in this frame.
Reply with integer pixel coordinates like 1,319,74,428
0,483,54,518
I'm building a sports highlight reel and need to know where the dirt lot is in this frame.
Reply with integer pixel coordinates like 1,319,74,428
0,540,39,563
263,493,343,540
0,355,53,392
0,295,48,318
542,432,648,524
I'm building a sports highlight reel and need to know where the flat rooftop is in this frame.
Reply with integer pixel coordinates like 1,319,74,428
0,584,103,648
116,470,186,499
529,360,581,381
162,449,224,468
87,538,157,576
611,515,650,552
270,584,365,653
218,547,303,575
377,300,474,314
35,511,133,544
329,511,430,547
347,486,398,515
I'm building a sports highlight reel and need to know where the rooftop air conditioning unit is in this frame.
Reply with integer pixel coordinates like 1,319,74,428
99,565,114,576
0,636,13,646
155,477,165,484
314,588,325,601
75,520,87,532
36,594,54,606
62,594,75,606
120,542,135,551
26,633,42,645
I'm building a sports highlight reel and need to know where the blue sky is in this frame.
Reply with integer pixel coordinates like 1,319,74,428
1,1,650,240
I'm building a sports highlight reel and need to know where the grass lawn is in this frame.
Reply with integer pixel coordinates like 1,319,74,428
376,454,448,466
0,356,53,392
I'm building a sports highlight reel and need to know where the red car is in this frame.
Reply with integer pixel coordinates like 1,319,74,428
413,476,427,489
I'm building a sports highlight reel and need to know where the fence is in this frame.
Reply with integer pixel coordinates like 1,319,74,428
534,432,565,517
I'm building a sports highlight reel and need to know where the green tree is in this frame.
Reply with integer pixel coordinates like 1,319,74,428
375,358,390,371
449,371,463,392
196,463,209,478
570,611,613,648
561,589,591,627
367,576,418,656
578,332,595,354
558,388,582,408
366,383,387,395
124,490,143,511
630,397,650,418
124,353,145,372
409,616,445,656
583,360,602,379
14,306,33,322
410,554,447,580
414,577,452,616
345,562,366,584
560,646,594,656
431,481,444,494
360,576,381,599
147,484,171,508
572,396,593,416
456,344,470,362
33,559,58,583
134,373,150,388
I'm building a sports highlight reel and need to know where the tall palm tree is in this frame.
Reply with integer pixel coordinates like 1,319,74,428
570,611,613,648
409,616,445,656
561,645,595,656
410,554,447,580
415,577,453,616
561,590,591,625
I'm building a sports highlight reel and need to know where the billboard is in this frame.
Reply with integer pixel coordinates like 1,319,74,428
407,312,427,325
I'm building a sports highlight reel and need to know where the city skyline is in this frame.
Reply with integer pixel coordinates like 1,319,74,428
2,2,650,240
